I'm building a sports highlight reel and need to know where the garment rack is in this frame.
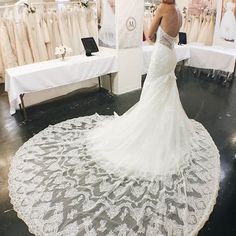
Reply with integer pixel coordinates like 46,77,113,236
0,0,96,9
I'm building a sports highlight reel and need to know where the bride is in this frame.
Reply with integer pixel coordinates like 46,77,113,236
9,0,220,235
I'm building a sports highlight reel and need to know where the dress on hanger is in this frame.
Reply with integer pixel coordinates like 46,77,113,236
71,8,83,54
197,14,208,44
52,12,62,52
219,1,236,41
24,9,48,62
87,7,98,42
188,16,199,43
0,46,4,82
78,6,90,38
57,9,71,49
99,0,116,47
5,19,17,59
180,14,187,33
65,9,74,54
13,21,25,65
13,6,33,66
0,20,18,69
44,12,55,60
197,14,203,36
185,15,192,41
205,14,215,46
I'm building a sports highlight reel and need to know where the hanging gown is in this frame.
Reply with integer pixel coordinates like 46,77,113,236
185,15,192,41
188,16,200,43
57,9,71,49
0,46,4,82
13,20,25,65
0,20,18,70
45,12,55,60
180,14,187,33
205,14,215,46
197,15,208,44
78,6,90,38
71,8,83,54
99,0,116,47
197,14,203,36
13,7,33,66
219,1,236,41
64,8,74,55
52,12,62,50
5,19,17,59
24,10,48,62
87,7,98,42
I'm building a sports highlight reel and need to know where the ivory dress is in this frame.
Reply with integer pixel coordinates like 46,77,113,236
220,1,236,41
188,16,199,42
87,8,98,42
205,14,215,46
78,6,90,38
0,20,17,69
99,0,116,47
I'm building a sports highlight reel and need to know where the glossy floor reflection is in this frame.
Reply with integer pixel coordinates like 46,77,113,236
0,67,236,236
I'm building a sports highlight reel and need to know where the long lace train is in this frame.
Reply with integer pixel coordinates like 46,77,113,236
9,114,220,236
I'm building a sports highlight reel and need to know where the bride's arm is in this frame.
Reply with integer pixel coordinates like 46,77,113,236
147,4,164,42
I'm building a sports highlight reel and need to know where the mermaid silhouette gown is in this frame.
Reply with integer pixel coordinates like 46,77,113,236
88,27,195,178
8,26,220,235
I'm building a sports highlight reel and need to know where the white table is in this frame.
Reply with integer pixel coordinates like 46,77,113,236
5,47,118,117
186,44,236,73
142,44,191,74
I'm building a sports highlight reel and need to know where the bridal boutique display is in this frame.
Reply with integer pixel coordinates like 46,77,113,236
181,3,216,45
0,1,98,82
219,0,236,41
9,25,220,235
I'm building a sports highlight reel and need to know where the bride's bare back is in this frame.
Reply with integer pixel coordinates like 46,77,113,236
147,1,182,41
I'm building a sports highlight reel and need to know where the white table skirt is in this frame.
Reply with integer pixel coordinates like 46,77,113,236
5,48,118,115
5,44,236,115
142,44,191,75
185,45,236,73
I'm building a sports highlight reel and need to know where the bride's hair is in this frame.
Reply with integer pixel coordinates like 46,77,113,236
162,0,176,4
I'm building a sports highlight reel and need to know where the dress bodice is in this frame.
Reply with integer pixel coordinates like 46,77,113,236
156,26,176,50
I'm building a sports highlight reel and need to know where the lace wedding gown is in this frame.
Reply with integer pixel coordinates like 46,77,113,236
220,1,236,41
9,27,220,236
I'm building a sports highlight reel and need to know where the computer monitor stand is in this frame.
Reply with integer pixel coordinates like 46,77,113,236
86,50,93,56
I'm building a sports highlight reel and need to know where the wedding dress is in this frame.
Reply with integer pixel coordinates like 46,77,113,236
205,14,215,46
87,8,98,42
219,1,236,41
188,16,199,43
45,12,55,60
197,15,209,44
99,0,116,47
9,25,220,235
0,20,18,69
78,6,90,38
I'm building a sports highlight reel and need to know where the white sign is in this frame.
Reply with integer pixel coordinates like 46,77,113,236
116,0,144,49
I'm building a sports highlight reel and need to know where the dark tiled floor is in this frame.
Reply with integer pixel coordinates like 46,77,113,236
0,67,236,236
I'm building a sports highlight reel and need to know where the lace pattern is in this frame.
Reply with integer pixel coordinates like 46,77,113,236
8,114,220,236
156,27,176,50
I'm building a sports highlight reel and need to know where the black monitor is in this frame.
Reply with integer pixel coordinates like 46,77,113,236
81,37,99,56
178,32,187,45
